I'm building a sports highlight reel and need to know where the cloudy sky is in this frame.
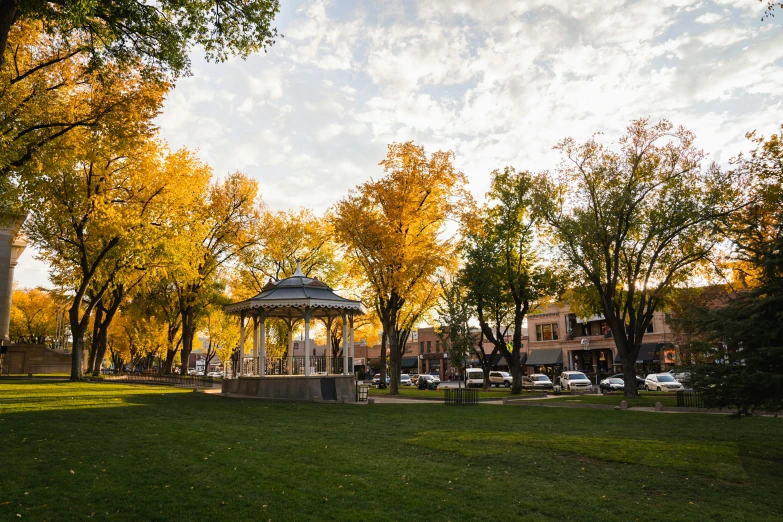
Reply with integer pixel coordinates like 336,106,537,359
15,0,783,288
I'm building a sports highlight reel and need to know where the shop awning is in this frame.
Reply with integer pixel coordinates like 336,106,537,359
525,348,563,366
401,357,418,367
614,343,660,364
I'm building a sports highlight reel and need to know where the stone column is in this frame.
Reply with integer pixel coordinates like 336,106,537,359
0,215,27,345
325,316,333,371
237,312,246,377
304,309,311,377
342,312,349,375
251,316,258,375
258,311,266,376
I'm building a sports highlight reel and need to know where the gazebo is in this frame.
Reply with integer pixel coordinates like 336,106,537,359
221,261,367,402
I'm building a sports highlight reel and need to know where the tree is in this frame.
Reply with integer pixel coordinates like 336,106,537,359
333,142,469,394
203,305,240,374
461,168,556,393
174,171,261,375
762,2,783,22
0,1,280,75
435,278,474,390
24,135,208,381
9,287,59,344
0,22,167,207
684,126,783,414
534,119,745,397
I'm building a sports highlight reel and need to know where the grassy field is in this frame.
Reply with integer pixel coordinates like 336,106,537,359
1,381,782,521
545,393,680,408
368,386,513,399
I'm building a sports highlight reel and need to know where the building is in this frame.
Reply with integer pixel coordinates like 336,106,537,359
525,303,673,382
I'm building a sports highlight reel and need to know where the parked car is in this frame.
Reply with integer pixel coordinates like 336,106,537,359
600,377,625,392
558,371,593,391
372,374,390,386
489,371,513,387
609,373,645,390
409,373,419,384
400,374,413,386
522,374,554,390
428,373,441,384
206,371,223,378
417,374,439,390
672,371,691,386
465,368,484,388
645,373,684,392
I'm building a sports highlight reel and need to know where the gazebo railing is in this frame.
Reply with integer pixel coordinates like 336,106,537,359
231,356,354,377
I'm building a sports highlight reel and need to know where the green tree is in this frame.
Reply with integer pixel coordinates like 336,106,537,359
462,167,556,394
435,278,474,390
685,126,783,414
534,119,745,397
0,0,280,75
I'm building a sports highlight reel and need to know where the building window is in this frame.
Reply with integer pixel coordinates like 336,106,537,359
535,323,559,341
312,348,316,356
436,340,440,352
419,342,424,354
646,322,654,333
427,341,431,353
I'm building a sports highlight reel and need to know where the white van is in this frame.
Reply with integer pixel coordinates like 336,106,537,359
465,368,484,388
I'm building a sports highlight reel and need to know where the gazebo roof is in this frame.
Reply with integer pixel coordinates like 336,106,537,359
224,261,366,318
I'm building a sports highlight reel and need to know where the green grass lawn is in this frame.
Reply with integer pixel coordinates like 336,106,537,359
1,381,782,521
368,386,514,399
545,393,680,408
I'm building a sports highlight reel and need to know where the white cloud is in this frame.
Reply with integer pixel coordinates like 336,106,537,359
695,12,723,24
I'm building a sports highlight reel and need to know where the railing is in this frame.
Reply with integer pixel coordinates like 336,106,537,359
230,356,354,377
101,373,218,388
444,388,478,406
676,389,704,408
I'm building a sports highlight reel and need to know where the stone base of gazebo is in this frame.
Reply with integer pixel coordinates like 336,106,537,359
221,375,357,403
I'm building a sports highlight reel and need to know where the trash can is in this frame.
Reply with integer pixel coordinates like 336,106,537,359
357,384,369,402
553,385,561,395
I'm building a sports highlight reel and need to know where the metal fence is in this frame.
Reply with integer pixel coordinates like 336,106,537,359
102,373,218,388
444,388,479,406
676,389,704,408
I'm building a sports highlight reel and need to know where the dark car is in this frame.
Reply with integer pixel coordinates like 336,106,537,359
609,373,645,389
600,377,625,392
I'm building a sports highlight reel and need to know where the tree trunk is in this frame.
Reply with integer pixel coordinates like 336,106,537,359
379,329,387,385
86,305,103,374
163,348,177,374
179,306,195,374
91,288,123,376
482,365,490,391
0,0,18,65
621,341,642,397
510,353,523,394
68,305,85,382
388,331,400,395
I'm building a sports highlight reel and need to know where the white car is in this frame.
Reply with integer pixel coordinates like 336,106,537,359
465,368,484,388
645,373,684,392
523,374,554,389
206,371,223,378
489,371,513,387
428,373,441,384
559,371,593,391
400,374,413,386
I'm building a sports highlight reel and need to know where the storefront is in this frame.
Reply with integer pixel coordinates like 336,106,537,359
525,348,563,381
401,357,418,374
613,343,662,375
567,347,614,382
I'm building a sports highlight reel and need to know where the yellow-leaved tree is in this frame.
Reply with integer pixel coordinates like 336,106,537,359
332,142,470,394
23,134,209,381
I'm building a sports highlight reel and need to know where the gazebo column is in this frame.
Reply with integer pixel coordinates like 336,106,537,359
342,312,349,375
237,312,246,377
349,313,355,375
304,309,311,377
251,316,258,375
325,316,333,373
259,310,266,377
287,322,294,376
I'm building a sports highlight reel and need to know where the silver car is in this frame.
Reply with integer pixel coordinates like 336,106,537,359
645,373,684,392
